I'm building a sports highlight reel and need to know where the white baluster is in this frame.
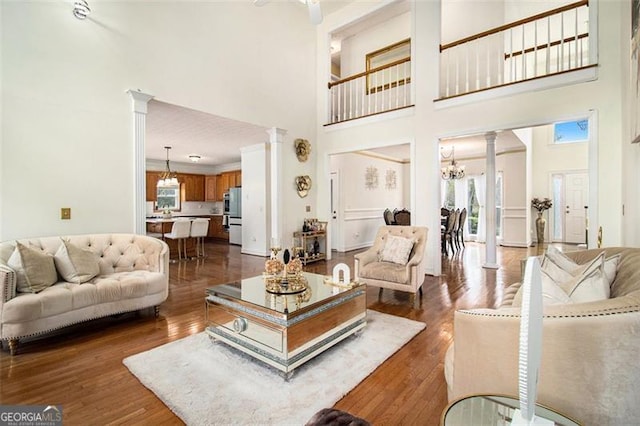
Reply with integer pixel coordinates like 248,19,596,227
560,11,565,71
521,24,526,81
574,7,579,69
534,20,538,77
546,16,551,75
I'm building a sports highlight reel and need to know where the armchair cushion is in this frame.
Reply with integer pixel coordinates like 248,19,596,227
7,243,57,294
359,261,409,284
379,235,414,265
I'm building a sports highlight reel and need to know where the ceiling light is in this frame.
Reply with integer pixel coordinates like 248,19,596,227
73,0,91,20
441,146,465,180
157,146,179,187
188,155,201,163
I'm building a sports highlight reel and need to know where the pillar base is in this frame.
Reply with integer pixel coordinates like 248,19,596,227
482,262,500,269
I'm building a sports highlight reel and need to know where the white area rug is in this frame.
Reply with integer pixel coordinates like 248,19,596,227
123,309,425,425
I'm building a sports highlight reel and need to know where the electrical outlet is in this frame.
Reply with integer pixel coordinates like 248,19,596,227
61,208,71,220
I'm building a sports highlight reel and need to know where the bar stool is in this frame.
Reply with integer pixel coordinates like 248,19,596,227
190,218,210,258
164,219,191,261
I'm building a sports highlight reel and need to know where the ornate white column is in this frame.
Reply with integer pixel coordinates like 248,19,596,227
127,90,154,235
267,128,287,246
483,131,499,269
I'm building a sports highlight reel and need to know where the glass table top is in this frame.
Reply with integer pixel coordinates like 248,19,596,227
206,272,361,315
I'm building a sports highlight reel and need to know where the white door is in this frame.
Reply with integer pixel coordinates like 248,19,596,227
564,172,589,244
330,172,339,251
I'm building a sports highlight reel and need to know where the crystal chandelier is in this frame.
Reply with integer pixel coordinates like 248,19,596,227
157,146,179,187
441,146,465,180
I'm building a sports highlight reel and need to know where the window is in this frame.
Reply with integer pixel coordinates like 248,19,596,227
157,186,181,211
552,174,564,240
496,172,503,238
443,180,456,210
553,119,588,144
467,177,479,235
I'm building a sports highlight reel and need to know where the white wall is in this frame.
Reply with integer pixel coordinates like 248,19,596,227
317,0,630,276
1,1,316,241
241,144,269,257
330,151,407,251
340,11,411,77
441,0,504,44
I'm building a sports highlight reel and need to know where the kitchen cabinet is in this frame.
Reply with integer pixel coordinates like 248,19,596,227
179,173,205,202
208,216,228,240
146,171,160,201
205,175,217,201
214,170,242,201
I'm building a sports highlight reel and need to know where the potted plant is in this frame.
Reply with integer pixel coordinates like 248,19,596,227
531,197,553,245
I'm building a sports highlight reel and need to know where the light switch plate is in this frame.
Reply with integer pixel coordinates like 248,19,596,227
306,205,311,212
61,208,71,220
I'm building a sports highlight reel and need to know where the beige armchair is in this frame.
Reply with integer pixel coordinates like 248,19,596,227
354,226,428,303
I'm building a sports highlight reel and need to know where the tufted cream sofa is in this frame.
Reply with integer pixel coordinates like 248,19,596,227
0,234,169,355
444,247,640,425
354,226,428,300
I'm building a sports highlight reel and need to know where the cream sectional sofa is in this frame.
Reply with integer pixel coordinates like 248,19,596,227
444,247,640,425
0,234,169,355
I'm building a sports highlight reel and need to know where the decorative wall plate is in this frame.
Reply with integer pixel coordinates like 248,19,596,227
294,138,311,162
296,175,312,198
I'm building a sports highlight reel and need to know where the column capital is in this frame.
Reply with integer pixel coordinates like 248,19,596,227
127,90,154,114
485,131,498,144
267,127,287,144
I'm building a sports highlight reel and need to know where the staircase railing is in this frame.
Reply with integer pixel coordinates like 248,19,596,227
326,57,413,125
439,0,591,99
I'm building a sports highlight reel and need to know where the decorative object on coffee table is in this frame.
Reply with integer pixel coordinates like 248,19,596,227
531,197,552,246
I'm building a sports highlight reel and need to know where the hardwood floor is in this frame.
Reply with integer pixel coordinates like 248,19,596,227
0,241,557,425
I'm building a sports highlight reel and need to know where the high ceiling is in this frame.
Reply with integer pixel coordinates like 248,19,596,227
146,100,269,167
146,98,527,169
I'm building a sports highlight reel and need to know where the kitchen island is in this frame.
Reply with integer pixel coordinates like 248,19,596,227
146,215,227,259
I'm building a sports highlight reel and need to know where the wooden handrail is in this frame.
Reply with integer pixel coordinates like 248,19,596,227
440,0,588,52
504,32,589,59
328,57,411,89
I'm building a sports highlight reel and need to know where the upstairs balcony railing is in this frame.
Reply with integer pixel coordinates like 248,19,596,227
326,57,413,125
439,0,592,99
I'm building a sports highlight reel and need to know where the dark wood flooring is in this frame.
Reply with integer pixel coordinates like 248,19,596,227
0,241,557,425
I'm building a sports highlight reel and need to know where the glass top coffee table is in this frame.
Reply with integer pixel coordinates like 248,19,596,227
205,272,367,379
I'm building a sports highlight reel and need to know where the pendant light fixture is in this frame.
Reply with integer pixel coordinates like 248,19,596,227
441,146,465,180
157,146,179,187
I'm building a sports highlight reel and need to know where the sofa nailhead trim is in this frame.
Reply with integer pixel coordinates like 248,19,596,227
459,304,640,319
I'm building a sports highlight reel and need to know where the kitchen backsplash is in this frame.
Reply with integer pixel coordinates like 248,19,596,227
146,201,223,216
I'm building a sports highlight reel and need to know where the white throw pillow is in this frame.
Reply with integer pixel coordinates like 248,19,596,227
7,242,58,293
512,270,573,308
604,254,621,287
379,235,415,265
559,253,609,303
54,239,100,284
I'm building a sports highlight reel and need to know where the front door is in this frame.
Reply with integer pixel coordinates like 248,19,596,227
564,172,588,244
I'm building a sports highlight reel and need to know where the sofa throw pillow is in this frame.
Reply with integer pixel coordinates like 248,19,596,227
559,253,609,303
604,254,621,287
544,245,583,274
7,242,58,293
511,270,573,308
379,235,415,265
54,239,100,284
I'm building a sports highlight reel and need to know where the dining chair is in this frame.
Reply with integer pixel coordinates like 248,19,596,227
383,208,395,225
394,209,411,226
455,208,467,250
441,209,458,256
